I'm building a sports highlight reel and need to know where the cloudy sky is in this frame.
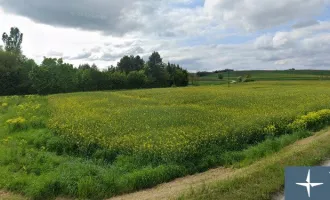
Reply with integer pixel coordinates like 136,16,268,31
0,0,330,71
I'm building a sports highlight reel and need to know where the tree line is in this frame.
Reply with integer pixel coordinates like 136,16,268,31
0,27,189,96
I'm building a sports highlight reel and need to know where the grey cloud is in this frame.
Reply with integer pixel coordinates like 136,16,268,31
205,0,328,31
47,50,63,57
292,20,320,29
90,46,102,53
125,46,144,55
168,57,203,71
91,46,145,62
100,52,120,61
0,0,211,38
112,41,135,48
69,51,92,60
0,0,145,35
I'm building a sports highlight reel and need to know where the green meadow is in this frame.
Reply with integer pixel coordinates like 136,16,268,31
1,80,330,199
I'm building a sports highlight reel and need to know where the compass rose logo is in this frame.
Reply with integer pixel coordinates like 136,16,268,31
296,169,323,197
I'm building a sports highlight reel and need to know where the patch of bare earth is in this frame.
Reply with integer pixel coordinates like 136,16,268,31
0,191,26,200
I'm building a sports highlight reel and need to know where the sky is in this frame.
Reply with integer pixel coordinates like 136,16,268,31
0,0,330,71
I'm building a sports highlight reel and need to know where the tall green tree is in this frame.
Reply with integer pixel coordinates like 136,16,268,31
117,55,145,74
0,51,20,95
134,55,145,71
2,27,23,54
29,57,76,94
16,56,37,94
127,71,147,88
147,52,162,68
29,65,52,95
145,52,169,87
117,55,132,73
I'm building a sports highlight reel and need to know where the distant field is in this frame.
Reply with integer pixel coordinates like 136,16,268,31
197,70,330,85
2,81,330,199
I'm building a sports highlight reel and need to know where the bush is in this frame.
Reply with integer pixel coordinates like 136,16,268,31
30,116,46,128
288,109,330,131
6,117,28,132
1,102,9,113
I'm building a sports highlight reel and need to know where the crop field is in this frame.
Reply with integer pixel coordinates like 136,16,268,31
2,81,330,199
48,81,330,163
198,70,330,85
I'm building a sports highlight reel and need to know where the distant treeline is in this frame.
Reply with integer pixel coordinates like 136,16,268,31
0,27,189,96
196,69,234,77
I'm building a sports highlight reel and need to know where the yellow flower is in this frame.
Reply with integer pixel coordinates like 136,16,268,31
6,117,26,124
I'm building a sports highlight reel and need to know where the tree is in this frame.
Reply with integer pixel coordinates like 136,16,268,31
16,57,37,94
218,73,224,80
30,57,76,94
117,55,145,74
173,68,189,86
127,71,147,88
29,65,52,95
165,62,189,87
79,63,91,70
147,52,162,68
0,51,20,95
108,71,127,89
2,27,23,54
134,55,145,71
117,55,133,73
145,52,169,87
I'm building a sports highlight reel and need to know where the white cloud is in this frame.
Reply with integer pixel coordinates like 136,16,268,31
0,0,330,71
204,0,328,31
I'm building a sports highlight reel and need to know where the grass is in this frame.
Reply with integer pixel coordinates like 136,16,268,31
179,128,330,200
1,81,330,199
221,129,312,167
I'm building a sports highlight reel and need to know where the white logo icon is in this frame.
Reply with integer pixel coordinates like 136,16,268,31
296,169,323,197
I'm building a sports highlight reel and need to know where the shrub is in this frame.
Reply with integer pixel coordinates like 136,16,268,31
29,116,45,129
6,117,28,132
1,102,9,113
288,109,330,131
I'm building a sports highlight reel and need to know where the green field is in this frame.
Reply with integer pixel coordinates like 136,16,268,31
197,70,330,85
1,81,330,199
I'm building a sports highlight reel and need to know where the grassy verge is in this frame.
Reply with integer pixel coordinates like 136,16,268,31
179,128,330,200
221,130,312,168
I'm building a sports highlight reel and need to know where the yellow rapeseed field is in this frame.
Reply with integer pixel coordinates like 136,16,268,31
48,81,330,162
